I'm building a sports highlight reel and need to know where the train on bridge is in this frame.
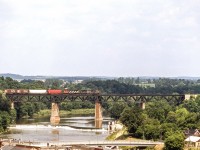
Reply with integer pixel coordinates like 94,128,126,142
4,89,100,95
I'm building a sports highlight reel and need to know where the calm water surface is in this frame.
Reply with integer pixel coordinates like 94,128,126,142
0,115,113,143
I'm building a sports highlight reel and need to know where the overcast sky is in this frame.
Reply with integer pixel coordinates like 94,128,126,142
0,0,200,77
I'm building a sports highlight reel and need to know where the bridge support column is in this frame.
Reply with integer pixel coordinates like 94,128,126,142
50,102,60,125
185,94,198,100
95,98,103,128
11,101,14,109
140,102,145,110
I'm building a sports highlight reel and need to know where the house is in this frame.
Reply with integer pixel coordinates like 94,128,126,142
185,129,200,137
185,136,200,148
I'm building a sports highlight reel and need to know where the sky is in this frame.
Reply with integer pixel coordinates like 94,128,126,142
0,0,200,77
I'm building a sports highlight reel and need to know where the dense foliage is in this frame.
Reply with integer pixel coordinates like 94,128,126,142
117,96,200,149
0,90,14,133
120,97,200,138
164,131,185,150
60,101,94,111
78,78,200,94
1,76,200,94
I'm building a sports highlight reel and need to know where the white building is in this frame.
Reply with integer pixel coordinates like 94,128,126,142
185,136,200,148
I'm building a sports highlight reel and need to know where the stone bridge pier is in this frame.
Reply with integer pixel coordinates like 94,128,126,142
185,94,198,100
140,102,145,109
50,102,60,125
50,100,103,128
95,98,103,129
11,101,15,109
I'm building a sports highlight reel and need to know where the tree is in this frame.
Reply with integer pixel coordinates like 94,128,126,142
136,117,161,140
5,77,20,89
44,79,63,89
175,108,189,129
0,111,11,131
108,102,126,119
166,111,177,123
164,131,185,150
135,77,140,84
160,123,178,139
181,99,199,113
145,99,172,123
60,102,73,111
120,106,144,134
0,91,10,112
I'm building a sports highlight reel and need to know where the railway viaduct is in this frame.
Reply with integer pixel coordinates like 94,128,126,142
5,93,197,128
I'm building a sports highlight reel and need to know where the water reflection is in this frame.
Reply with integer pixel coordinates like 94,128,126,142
1,115,113,143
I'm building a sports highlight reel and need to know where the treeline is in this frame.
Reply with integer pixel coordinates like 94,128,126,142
77,79,200,94
1,76,200,119
1,76,200,94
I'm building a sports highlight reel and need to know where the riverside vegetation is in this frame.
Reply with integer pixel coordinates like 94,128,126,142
34,108,95,118
1,76,200,149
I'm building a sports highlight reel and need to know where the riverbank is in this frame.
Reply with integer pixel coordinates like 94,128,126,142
106,127,164,150
106,127,141,141
33,108,95,118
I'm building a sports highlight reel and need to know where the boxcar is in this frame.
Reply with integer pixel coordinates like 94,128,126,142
4,89,16,94
16,89,29,94
47,89,62,94
29,90,47,94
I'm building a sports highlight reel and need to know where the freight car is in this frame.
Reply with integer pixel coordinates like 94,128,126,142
47,89,62,94
4,89,100,95
4,89,16,94
4,89,29,94
29,90,47,94
63,89,100,94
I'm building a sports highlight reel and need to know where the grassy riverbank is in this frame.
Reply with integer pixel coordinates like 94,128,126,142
106,127,141,141
106,128,164,150
33,108,95,118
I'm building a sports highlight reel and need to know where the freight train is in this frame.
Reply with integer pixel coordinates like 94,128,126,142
4,89,100,94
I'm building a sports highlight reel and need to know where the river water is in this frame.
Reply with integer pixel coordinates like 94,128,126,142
0,115,113,143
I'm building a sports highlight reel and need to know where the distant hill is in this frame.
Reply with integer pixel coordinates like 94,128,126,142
0,73,199,82
0,73,24,79
0,73,115,82
138,76,200,80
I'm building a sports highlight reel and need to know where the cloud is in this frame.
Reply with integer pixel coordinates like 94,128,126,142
0,0,200,76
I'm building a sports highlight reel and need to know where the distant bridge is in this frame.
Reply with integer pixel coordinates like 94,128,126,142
5,93,185,104
5,93,195,128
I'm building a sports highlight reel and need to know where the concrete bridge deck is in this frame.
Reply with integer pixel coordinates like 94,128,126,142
1,138,163,147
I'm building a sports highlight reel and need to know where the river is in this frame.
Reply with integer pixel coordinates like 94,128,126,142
0,115,114,143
